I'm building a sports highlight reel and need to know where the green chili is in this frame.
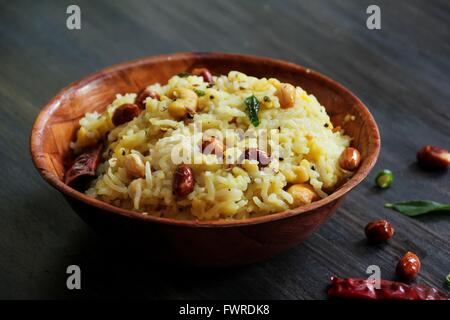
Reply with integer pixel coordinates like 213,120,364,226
375,169,394,188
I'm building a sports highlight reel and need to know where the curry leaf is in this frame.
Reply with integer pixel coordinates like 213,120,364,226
385,200,450,217
245,95,260,127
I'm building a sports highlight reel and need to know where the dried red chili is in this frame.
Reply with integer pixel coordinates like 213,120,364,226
64,144,104,186
328,276,449,300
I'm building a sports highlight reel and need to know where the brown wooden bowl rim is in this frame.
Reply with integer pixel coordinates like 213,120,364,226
30,52,380,228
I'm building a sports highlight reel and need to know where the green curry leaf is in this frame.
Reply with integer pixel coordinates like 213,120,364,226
245,95,260,127
385,200,450,217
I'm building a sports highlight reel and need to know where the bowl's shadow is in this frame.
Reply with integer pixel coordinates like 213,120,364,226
62,232,307,299
408,161,448,178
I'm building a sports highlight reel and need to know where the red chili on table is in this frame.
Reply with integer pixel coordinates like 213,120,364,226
328,276,449,300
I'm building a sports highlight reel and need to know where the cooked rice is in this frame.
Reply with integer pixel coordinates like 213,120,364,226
71,71,351,220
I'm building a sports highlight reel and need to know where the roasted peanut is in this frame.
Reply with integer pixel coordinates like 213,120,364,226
276,83,296,109
396,252,421,281
365,219,395,244
168,88,198,119
173,164,195,197
287,183,319,207
135,88,160,108
239,148,271,168
201,137,224,156
124,154,145,178
191,67,213,83
416,145,450,169
339,147,361,171
112,103,140,126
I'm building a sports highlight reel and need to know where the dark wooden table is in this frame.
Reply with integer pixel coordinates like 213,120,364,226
0,0,449,299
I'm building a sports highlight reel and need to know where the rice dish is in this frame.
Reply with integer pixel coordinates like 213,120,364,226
69,70,354,220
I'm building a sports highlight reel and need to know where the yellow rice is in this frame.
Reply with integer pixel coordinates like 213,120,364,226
71,71,351,220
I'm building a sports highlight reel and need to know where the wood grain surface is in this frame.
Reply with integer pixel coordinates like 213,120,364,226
0,0,449,299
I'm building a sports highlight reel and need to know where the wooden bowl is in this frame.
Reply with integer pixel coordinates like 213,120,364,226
30,52,380,267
